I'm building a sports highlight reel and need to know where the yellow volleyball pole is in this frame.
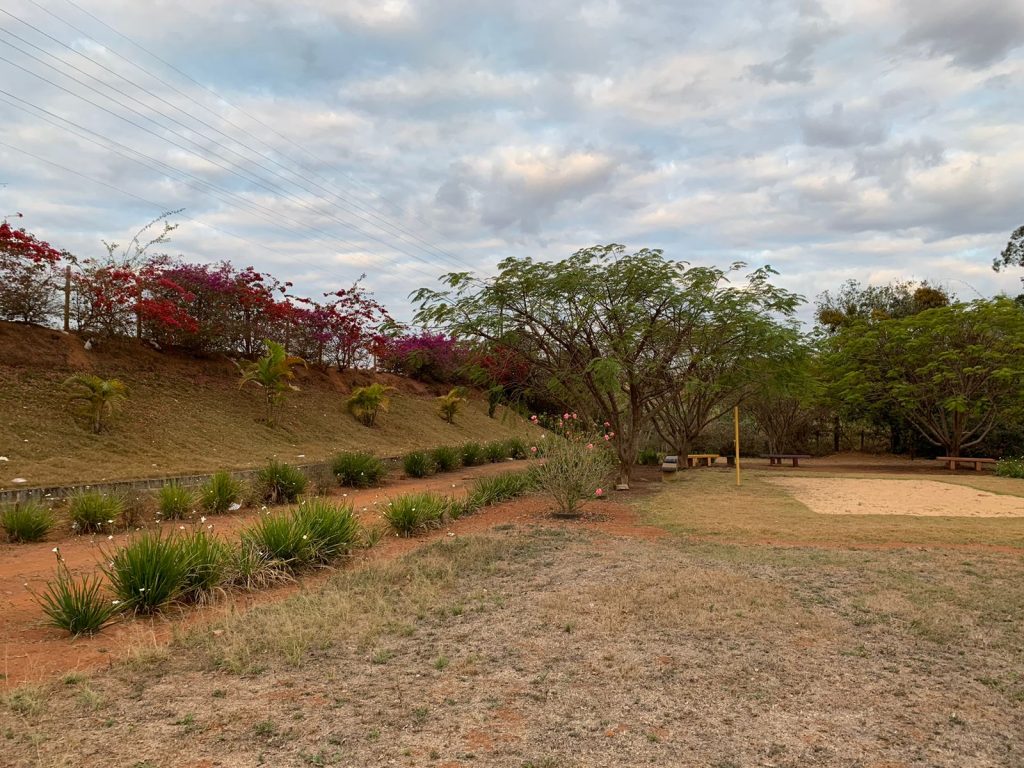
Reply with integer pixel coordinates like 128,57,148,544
734,405,741,486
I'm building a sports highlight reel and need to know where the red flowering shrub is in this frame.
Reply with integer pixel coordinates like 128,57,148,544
0,220,64,324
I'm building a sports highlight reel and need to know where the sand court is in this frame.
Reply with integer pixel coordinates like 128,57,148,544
768,477,1024,517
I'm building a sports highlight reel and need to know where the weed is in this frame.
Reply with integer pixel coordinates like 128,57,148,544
156,483,194,520
200,471,243,515
430,445,461,472
434,655,449,670
0,502,53,542
34,556,120,635
103,532,190,613
637,447,662,466
254,460,308,505
331,451,387,488
383,492,447,536
403,450,436,478
227,544,292,591
68,490,123,534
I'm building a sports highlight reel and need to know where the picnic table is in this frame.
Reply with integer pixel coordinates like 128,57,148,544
936,456,997,472
763,453,811,467
661,454,721,472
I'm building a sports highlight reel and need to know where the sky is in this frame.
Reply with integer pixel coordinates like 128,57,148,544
1,0,1022,323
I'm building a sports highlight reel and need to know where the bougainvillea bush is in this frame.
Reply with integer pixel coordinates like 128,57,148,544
0,219,64,324
377,331,468,382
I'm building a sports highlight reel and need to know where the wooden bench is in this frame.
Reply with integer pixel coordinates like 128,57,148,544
763,454,811,467
937,456,997,472
687,453,720,467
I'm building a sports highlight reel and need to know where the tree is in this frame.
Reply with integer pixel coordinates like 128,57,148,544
238,340,305,424
64,374,128,433
346,383,395,427
747,351,824,455
815,279,952,333
414,244,799,487
0,219,64,324
828,299,1024,457
993,225,1024,272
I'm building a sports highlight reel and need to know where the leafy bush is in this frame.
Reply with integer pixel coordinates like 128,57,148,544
403,450,436,478
505,437,528,460
200,471,243,514
157,483,195,520
331,451,387,488
254,460,308,505
430,445,461,473
995,457,1024,478
437,388,466,424
383,492,447,536
637,448,662,466
346,383,395,427
68,491,123,534
241,512,317,571
34,558,120,636
532,435,616,517
467,471,533,509
460,442,484,467
0,502,53,542
177,530,233,603
293,500,361,562
484,440,508,463
103,532,190,614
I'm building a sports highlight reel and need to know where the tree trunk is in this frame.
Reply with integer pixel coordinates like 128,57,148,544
675,438,692,470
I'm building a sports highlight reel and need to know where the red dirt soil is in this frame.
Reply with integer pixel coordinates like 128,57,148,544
0,464,665,688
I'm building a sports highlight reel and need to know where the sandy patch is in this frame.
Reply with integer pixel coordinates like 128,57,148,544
768,477,1024,517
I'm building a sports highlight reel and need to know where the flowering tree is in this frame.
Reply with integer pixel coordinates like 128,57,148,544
286,279,391,369
0,219,64,324
377,331,468,382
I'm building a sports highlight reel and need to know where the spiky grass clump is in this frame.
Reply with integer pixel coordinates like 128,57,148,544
460,442,485,467
157,483,195,520
484,440,509,463
227,544,292,591
254,460,308,505
293,500,361,563
68,491,123,534
383,492,447,536
505,437,528,460
200,471,243,514
34,559,120,636
331,451,387,488
403,450,436,478
0,502,54,542
466,471,533,509
430,445,461,473
177,530,233,604
102,532,190,614
241,512,318,571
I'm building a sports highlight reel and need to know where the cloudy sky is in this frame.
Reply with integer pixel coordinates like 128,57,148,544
1,0,1022,322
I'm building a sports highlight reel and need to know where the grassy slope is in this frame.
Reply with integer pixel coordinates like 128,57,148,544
0,322,538,487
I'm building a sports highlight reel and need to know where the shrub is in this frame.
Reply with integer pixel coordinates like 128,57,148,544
241,512,316,571
506,437,528,460
254,460,308,505
0,502,53,542
484,440,508,463
331,452,387,488
637,448,662,466
403,450,436,478
293,500,360,562
437,388,466,424
533,435,616,517
430,445,461,473
63,374,128,433
200,471,243,514
995,457,1024,478
157,483,195,520
383,492,447,536
178,529,233,603
103,532,190,613
68,491,123,534
34,557,119,636
346,383,395,427
467,471,533,509
460,442,484,467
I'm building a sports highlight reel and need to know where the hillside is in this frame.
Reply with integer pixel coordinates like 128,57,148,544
0,322,538,488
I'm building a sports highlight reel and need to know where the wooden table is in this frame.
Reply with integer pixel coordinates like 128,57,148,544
687,454,720,467
763,454,811,467
936,456,997,472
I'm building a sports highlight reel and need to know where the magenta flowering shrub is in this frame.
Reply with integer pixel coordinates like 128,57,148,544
377,332,469,383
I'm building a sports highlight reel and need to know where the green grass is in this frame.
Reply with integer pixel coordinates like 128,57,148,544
253,460,308,505
430,445,461,473
177,530,233,604
156,482,195,520
466,471,534,509
460,442,485,467
382,492,447,536
292,500,361,563
102,532,191,614
0,502,54,542
483,440,509,463
402,450,436,478
68,490,123,534
331,452,387,488
200,471,243,515
33,562,120,636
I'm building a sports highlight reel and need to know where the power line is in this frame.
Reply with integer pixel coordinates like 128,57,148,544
18,0,479,272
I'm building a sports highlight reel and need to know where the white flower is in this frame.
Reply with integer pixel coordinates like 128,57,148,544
51,547,59,553
112,600,120,605
106,519,114,524
139,588,146,592
107,535,113,540
200,516,207,523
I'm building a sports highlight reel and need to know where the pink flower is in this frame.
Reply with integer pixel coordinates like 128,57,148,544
608,431,615,438
595,488,604,497
603,421,610,427
586,443,594,450
530,446,538,453
562,412,570,420
603,434,611,441
572,412,577,419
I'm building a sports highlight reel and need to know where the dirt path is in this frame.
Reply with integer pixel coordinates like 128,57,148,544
0,464,665,688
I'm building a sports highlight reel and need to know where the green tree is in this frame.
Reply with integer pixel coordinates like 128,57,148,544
993,225,1024,272
815,279,952,333
828,299,1024,457
238,340,305,424
346,383,395,427
414,244,798,486
64,374,128,433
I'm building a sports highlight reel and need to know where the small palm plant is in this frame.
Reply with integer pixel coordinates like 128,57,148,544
64,374,127,433
437,387,466,424
238,340,305,424
346,383,395,427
